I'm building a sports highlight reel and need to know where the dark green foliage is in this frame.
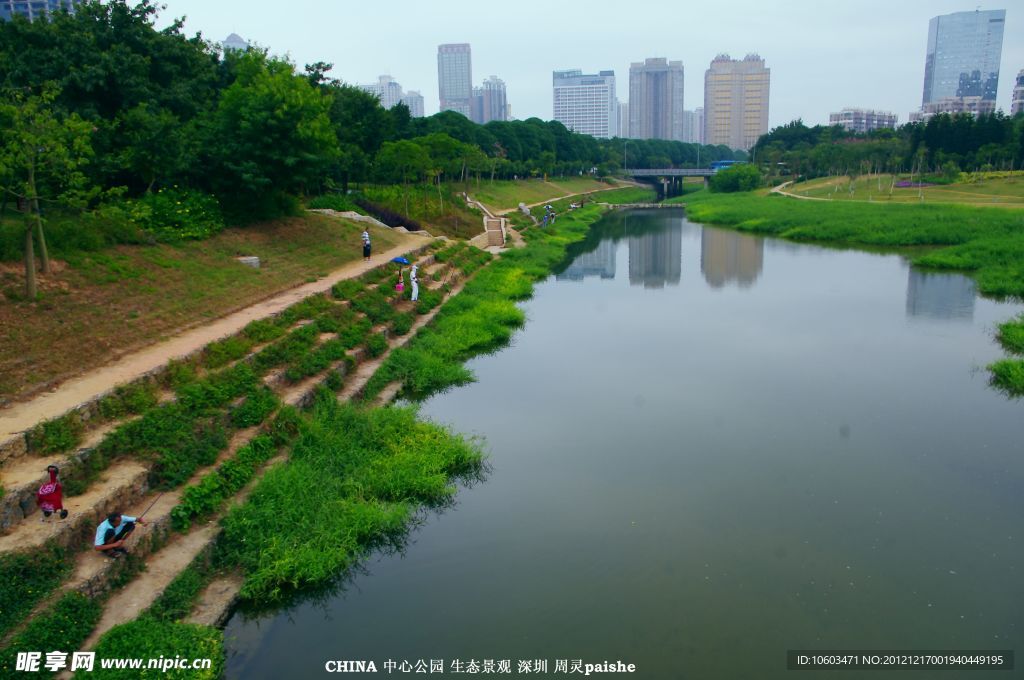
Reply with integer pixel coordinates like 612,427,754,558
0,592,102,678
708,164,763,192
995,314,1024,355
242,318,287,344
365,332,389,358
176,363,258,413
338,317,372,349
145,564,208,623
230,387,279,428
252,323,319,372
98,380,160,420
0,546,70,639
307,194,360,212
26,413,84,454
415,289,444,314
92,619,224,679
391,312,414,336
350,288,396,324
988,358,1024,397
353,197,422,230
283,339,347,382
331,278,364,301
201,335,253,370
171,435,277,531
218,395,484,604
278,294,334,325
324,369,345,391
129,187,224,241
162,358,199,391
267,406,302,447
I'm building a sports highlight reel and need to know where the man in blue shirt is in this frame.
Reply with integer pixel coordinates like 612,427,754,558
94,512,146,558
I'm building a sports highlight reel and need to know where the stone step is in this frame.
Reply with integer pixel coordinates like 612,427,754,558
0,458,150,555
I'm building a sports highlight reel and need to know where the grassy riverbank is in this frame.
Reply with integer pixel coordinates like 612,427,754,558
681,189,1024,396
0,214,402,404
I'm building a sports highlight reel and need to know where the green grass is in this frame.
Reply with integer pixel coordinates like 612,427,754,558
0,546,71,639
216,393,484,606
0,591,102,679
788,172,1024,205
995,314,1024,355
471,177,611,211
91,619,223,679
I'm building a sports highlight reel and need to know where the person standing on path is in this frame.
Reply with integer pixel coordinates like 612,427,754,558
362,230,371,261
410,264,419,302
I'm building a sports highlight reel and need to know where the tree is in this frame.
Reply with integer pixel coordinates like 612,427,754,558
209,52,338,219
708,164,762,193
0,85,93,298
374,140,430,214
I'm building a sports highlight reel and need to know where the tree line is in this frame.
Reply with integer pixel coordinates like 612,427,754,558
752,113,1024,180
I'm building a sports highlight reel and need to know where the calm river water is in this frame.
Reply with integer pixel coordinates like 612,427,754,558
225,209,1023,679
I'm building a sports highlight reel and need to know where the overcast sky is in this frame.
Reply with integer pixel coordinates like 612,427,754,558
155,0,1022,129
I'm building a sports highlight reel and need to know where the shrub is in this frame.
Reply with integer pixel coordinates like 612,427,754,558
176,363,258,413
98,380,160,420
307,194,359,212
338,318,372,349
92,619,224,679
0,592,102,676
128,187,224,241
201,335,253,370
331,279,364,301
230,387,280,428
708,164,763,193
242,319,287,344
146,564,209,623
391,312,414,336
283,339,347,382
365,332,389,358
415,289,444,314
996,314,1024,355
351,289,395,324
27,413,84,454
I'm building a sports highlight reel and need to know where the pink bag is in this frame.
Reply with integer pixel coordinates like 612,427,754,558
396,282,404,292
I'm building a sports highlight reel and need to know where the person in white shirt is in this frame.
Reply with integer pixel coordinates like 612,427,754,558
94,512,146,559
410,264,419,301
362,231,371,261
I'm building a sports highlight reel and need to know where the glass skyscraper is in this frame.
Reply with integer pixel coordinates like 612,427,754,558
0,0,78,22
437,44,473,118
921,9,1005,106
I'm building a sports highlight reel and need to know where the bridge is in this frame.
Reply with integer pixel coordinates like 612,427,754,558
624,168,715,177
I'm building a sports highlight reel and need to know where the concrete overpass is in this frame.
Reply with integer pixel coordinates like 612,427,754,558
621,168,715,197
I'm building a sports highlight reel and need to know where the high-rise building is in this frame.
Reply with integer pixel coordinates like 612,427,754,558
360,75,405,110
618,103,629,138
552,69,619,139
694,107,705,144
222,33,249,52
0,0,78,21
829,108,898,133
628,58,684,141
909,96,997,122
703,54,770,151
438,43,473,117
471,76,508,124
401,91,425,118
1011,69,1024,116
921,9,1005,107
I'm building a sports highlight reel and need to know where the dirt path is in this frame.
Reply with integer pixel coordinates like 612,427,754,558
0,235,425,443
492,181,641,215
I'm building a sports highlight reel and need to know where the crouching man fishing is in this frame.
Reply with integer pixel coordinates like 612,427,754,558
94,511,146,559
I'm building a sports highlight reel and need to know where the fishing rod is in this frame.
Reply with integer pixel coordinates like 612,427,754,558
138,491,165,520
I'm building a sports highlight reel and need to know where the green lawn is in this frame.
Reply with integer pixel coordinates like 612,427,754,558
471,177,613,212
788,173,1024,206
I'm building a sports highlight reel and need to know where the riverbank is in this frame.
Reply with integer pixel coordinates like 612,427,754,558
0,213,406,405
678,189,1024,395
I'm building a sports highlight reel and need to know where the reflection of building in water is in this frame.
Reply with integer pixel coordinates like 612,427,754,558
700,228,764,288
628,227,682,288
557,239,616,281
906,270,975,320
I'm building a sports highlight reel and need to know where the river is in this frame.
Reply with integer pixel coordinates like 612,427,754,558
224,208,1024,679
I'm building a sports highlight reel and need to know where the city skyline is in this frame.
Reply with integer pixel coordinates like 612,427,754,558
155,0,1023,131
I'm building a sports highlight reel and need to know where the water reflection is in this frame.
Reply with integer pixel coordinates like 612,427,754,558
700,228,764,289
555,239,616,281
906,270,976,321
628,227,682,289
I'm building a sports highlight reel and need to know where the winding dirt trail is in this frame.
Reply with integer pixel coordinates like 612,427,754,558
0,235,425,443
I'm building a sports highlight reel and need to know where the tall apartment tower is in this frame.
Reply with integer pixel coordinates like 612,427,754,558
401,91,425,118
438,43,473,117
628,58,684,141
618,103,629,138
222,33,249,52
0,0,78,21
694,106,705,144
704,54,770,151
471,76,508,124
1012,69,1024,116
361,75,405,110
921,10,1005,107
552,69,619,139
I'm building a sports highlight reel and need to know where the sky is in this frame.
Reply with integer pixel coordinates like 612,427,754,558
155,0,1023,129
